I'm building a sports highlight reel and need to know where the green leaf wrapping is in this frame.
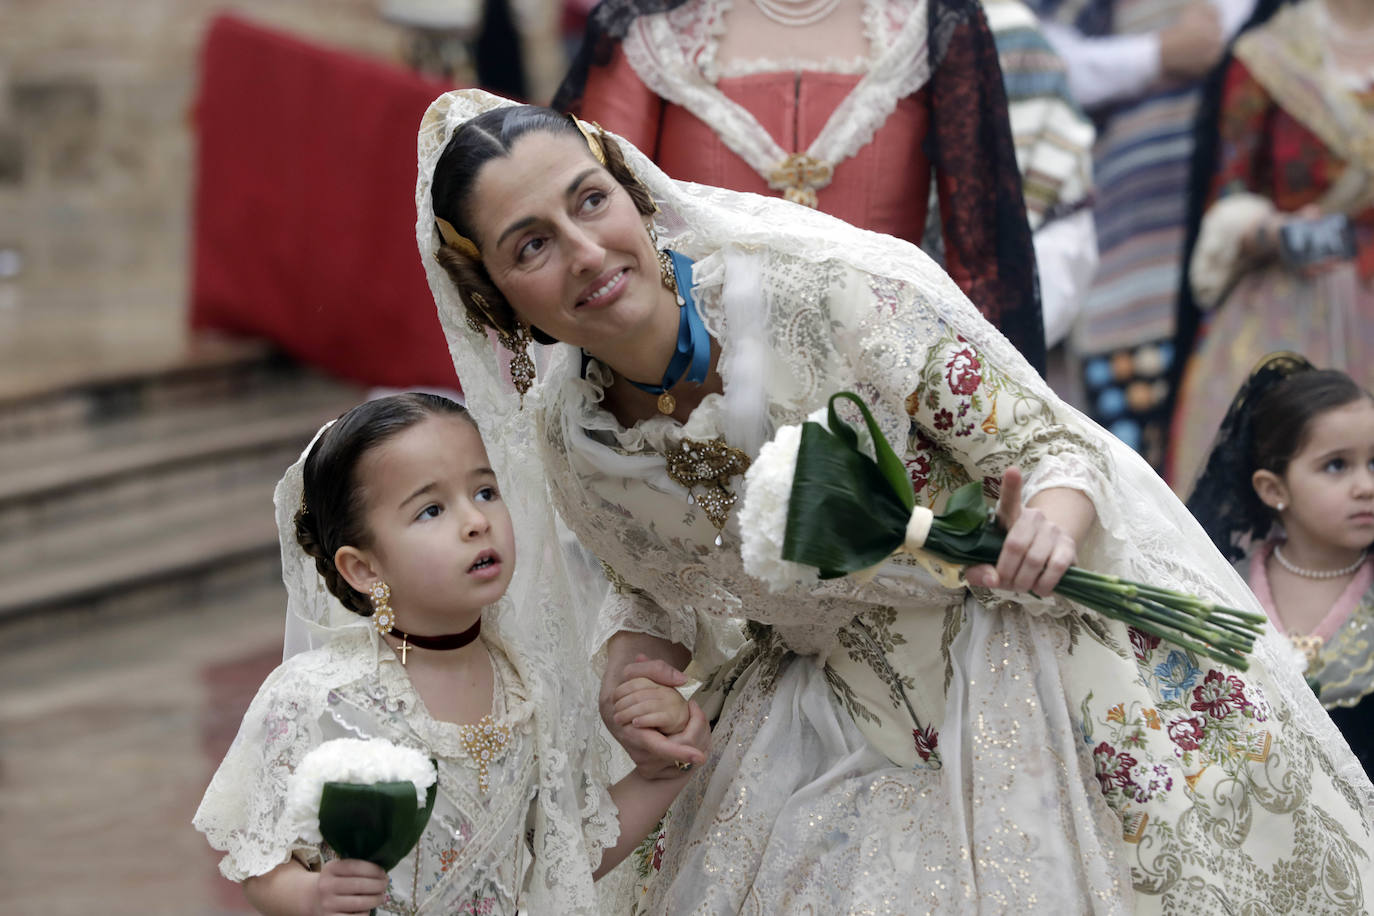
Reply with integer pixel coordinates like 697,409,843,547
318,779,438,872
774,392,1267,668
827,392,916,511
783,421,911,578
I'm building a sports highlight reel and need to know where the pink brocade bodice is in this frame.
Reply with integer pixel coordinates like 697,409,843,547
652,72,934,244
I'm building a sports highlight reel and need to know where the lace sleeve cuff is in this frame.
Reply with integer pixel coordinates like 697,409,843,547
592,562,698,658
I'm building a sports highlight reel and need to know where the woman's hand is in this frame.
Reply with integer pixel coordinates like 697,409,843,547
964,467,1094,597
600,635,700,779
314,858,388,916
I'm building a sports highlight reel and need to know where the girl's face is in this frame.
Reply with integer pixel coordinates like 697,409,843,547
1271,398,1374,552
344,414,516,633
465,131,666,352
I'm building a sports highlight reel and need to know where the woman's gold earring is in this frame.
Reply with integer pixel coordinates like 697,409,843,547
500,324,536,402
369,582,394,636
650,223,684,306
658,249,684,305
1276,502,1286,512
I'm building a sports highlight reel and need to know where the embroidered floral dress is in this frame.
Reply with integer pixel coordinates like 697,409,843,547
194,631,602,915
1240,543,1374,776
532,247,1374,913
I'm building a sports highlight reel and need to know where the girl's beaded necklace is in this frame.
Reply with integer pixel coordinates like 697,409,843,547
1272,544,1368,579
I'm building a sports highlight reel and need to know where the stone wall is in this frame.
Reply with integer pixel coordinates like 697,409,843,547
0,1,414,288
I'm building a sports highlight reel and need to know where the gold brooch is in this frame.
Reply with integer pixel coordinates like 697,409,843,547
457,715,512,792
664,437,751,545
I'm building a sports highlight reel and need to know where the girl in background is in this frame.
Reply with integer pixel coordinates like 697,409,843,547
1189,354,1374,774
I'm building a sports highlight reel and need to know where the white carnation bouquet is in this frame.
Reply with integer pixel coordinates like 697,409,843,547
739,392,1268,668
285,737,437,909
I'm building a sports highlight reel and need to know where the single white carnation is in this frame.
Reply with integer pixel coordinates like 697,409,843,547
738,424,816,592
285,738,436,843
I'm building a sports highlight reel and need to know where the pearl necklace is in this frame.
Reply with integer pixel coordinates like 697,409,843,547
1273,544,1368,579
752,0,842,27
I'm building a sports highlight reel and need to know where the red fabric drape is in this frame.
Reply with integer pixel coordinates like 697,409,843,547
191,14,459,388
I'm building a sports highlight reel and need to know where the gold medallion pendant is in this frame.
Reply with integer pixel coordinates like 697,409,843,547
657,392,677,415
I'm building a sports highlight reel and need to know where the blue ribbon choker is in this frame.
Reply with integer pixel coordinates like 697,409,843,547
626,250,709,415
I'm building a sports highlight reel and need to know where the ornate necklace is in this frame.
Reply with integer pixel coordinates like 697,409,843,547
388,618,482,665
752,0,842,27
625,250,710,415
1273,544,1368,579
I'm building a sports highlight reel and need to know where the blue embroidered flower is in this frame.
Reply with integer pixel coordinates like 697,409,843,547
1153,650,1200,703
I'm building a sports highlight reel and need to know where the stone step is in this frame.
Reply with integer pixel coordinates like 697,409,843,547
0,459,282,619
0,379,357,542
0,345,365,619
0,339,298,442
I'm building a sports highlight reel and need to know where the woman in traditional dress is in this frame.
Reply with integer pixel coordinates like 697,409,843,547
1168,0,1374,488
554,0,1070,372
418,87,1374,913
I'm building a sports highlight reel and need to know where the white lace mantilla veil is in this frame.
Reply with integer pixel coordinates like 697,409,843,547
252,419,619,910
415,87,1374,887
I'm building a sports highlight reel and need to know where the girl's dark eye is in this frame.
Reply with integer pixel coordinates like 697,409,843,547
417,504,442,520
475,486,499,503
1324,458,1347,473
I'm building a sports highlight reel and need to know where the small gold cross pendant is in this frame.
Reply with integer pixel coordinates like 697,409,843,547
397,639,411,665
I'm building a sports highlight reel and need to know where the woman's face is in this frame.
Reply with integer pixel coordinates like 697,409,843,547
465,131,665,352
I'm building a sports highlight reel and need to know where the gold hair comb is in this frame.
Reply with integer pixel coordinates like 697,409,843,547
435,217,481,261
568,115,607,166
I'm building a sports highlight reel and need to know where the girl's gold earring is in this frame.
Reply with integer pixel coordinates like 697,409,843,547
369,582,395,636
1276,502,1286,512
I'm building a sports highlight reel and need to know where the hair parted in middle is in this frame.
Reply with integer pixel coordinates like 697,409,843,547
294,392,475,616
429,105,659,346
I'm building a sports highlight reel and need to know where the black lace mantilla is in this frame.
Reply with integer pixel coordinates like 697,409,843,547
1185,351,1313,562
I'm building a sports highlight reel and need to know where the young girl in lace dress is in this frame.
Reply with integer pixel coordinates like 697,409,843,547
193,393,707,915
1189,355,1374,775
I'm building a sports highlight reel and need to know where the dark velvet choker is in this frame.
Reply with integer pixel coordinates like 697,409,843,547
388,619,481,664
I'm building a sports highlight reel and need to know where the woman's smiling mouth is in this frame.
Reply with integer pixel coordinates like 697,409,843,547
578,268,628,307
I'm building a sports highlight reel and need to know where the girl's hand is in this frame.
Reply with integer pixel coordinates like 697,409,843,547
315,858,388,916
965,467,1085,597
612,675,691,735
603,655,704,778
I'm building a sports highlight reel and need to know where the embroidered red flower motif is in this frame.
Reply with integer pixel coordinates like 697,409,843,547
945,347,983,395
905,453,931,494
1128,627,1162,662
1167,716,1205,751
913,726,939,762
651,831,666,871
1092,741,1138,793
1190,670,1251,720
934,409,954,431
